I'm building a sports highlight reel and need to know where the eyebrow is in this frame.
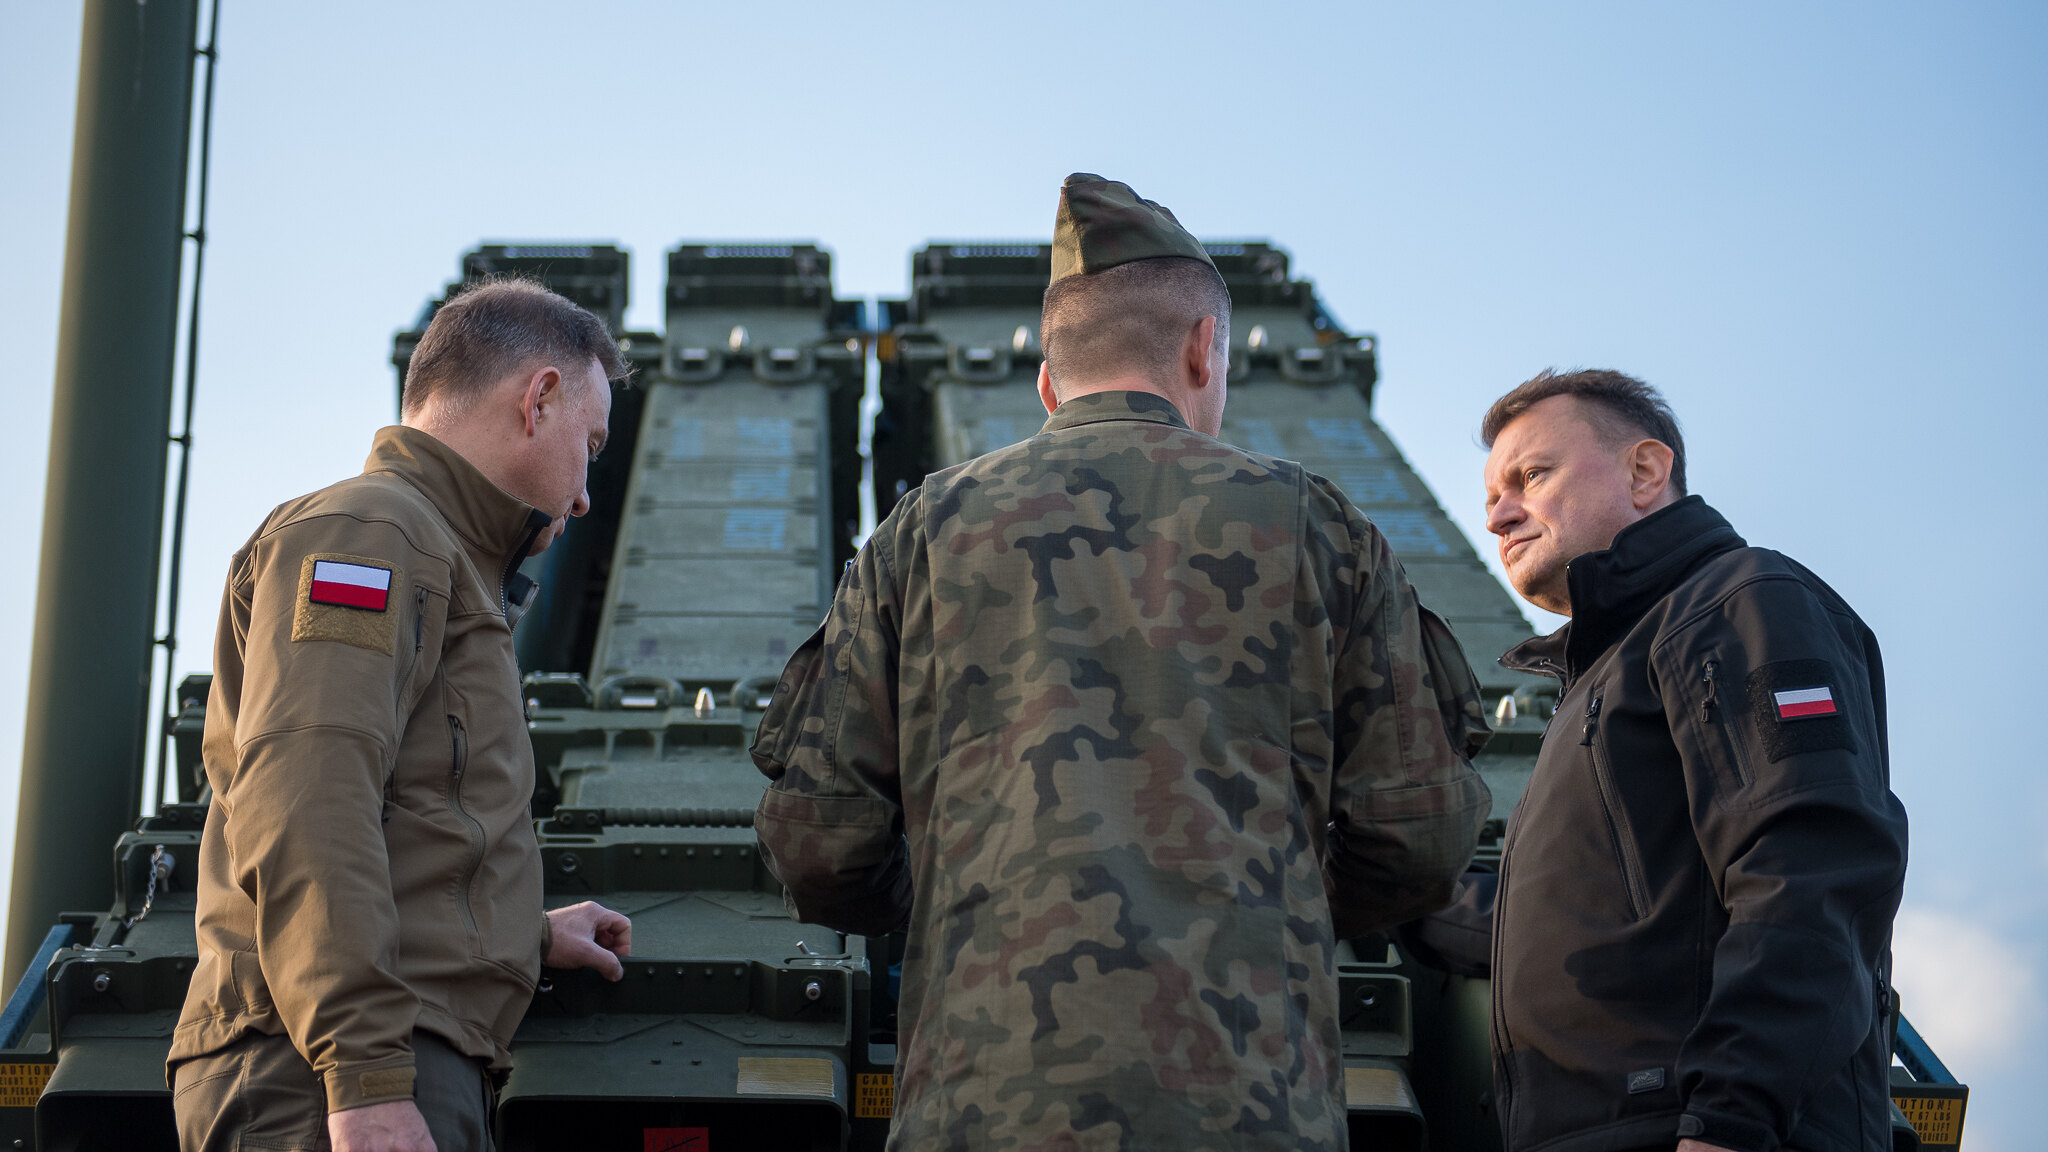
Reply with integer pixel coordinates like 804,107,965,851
1499,449,1553,477
1482,451,1541,500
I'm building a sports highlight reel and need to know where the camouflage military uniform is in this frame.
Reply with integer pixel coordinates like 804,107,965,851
753,389,1492,1151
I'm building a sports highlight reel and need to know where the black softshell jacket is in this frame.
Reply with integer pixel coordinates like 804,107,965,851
1425,498,1908,1152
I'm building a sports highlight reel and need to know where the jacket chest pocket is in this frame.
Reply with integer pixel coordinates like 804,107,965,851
1580,691,1651,922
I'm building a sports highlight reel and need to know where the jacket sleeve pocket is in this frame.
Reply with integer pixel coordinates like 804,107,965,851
1684,656,1757,792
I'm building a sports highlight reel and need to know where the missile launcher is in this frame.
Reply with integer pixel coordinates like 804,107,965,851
1,240,1963,1152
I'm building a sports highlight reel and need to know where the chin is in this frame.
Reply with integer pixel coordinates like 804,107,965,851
1504,566,1553,607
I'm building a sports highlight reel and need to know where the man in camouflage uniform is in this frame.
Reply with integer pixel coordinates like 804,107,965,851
752,174,1492,1151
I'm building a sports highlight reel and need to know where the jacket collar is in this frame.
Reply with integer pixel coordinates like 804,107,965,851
1039,389,1193,435
364,426,553,612
1502,495,1746,683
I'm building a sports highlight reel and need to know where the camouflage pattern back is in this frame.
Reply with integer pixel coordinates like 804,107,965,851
753,390,1491,1151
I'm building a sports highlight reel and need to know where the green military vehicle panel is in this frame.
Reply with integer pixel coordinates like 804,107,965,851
515,243,889,1150
931,382,1049,468
591,379,835,686
625,507,824,560
513,817,877,1152
554,743,770,814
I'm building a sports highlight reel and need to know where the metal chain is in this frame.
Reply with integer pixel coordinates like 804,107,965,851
124,845,171,928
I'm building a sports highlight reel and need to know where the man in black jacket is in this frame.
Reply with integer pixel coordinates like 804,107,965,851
1426,369,1908,1152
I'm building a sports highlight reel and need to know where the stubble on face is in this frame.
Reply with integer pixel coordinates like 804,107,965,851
526,358,612,554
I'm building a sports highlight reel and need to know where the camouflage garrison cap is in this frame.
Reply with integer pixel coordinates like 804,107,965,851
1050,173,1216,284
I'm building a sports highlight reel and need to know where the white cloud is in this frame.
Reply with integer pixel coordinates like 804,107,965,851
1890,906,2039,1078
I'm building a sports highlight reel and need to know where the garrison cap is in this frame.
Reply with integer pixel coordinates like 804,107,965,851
1050,173,1216,284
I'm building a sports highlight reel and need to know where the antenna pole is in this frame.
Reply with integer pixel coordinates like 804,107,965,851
7,0,204,985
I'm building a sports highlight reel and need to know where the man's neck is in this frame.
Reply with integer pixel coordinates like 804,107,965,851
1052,377,1187,420
402,415,517,501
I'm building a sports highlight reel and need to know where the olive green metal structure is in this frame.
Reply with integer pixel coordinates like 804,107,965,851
6,0,201,989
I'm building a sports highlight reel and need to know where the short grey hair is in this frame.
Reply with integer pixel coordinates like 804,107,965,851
403,277,629,417
1039,257,1230,392
1482,368,1687,496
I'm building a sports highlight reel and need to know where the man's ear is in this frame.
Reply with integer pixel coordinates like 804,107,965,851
519,366,564,438
1183,316,1218,390
1627,438,1677,511
1037,361,1060,417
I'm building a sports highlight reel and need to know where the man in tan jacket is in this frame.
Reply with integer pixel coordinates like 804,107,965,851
170,279,634,1152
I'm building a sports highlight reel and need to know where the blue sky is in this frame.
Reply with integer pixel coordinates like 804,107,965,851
3,2,2042,1147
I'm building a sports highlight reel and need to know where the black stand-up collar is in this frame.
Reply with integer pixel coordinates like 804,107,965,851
1503,495,1746,683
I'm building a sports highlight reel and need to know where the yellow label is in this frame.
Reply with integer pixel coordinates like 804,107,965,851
1894,1094,1965,1147
734,1056,835,1099
854,1072,894,1119
1345,1065,1415,1111
0,1063,54,1108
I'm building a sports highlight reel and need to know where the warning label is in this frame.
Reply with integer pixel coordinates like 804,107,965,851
0,1063,53,1108
1894,1093,1966,1149
855,1072,894,1119
734,1056,834,1099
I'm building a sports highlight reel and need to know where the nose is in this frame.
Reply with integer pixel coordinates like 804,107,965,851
570,485,590,519
1485,492,1520,537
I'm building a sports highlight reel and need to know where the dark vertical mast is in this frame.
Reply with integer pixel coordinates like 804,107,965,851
7,0,202,982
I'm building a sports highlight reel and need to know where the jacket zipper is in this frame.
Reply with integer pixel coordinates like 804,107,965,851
1492,818,1518,1129
1701,660,1754,786
1492,692,1561,1134
447,716,484,935
1492,675,1582,1132
1582,695,1651,921
414,587,427,653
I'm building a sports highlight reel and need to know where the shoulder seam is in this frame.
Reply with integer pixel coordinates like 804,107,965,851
253,508,450,571
1653,566,1850,655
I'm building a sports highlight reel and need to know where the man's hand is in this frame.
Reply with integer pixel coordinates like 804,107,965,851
328,1098,435,1152
545,900,632,980
1676,1140,1741,1152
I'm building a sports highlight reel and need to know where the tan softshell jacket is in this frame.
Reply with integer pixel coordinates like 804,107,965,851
169,426,552,1111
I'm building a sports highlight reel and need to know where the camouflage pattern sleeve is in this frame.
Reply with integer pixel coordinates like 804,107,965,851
1306,475,1493,939
750,503,915,937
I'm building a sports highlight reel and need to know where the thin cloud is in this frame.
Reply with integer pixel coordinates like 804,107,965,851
1892,906,2039,1077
